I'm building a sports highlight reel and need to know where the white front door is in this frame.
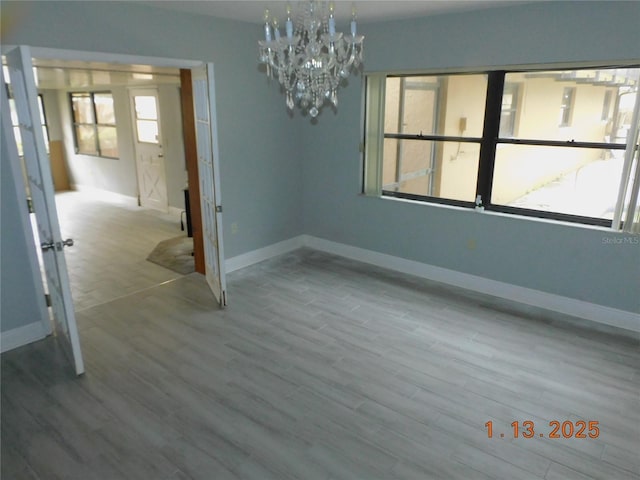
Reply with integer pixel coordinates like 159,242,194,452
191,64,226,306
130,88,168,212
4,46,84,375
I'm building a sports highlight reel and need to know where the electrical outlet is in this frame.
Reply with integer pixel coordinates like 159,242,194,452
231,222,238,234
467,239,476,250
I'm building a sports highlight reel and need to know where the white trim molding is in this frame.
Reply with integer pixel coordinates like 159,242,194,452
223,234,639,333
1,322,50,353
225,236,306,273
304,236,640,333
72,184,138,207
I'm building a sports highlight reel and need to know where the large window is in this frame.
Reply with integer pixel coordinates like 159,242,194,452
364,66,640,226
70,92,118,158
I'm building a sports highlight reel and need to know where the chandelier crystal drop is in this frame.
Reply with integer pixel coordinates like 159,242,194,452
258,1,364,118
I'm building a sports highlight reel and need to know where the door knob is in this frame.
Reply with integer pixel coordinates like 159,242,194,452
40,238,74,252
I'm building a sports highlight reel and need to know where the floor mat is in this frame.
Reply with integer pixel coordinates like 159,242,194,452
147,235,195,275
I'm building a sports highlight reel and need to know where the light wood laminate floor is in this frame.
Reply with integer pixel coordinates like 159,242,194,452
54,191,188,311
2,197,639,479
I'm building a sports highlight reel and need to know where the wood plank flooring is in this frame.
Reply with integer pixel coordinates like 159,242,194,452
2,195,639,479
54,191,188,311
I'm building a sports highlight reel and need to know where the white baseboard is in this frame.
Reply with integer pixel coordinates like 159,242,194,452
72,184,138,207
304,235,640,333
72,185,184,216
225,235,306,273
222,235,639,332
168,206,184,218
1,321,49,353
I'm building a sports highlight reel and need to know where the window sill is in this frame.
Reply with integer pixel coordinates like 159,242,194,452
365,193,617,233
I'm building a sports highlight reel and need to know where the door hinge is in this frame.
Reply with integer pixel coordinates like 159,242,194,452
45,294,51,307
215,205,223,213
27,197,34,214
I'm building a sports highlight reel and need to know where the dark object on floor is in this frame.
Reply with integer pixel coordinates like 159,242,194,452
147,235,195,275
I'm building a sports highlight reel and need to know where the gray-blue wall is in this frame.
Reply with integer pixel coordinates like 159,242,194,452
301,1,640,313
2,0,304,259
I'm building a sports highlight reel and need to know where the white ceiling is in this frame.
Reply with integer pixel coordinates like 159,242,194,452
141,0,527,24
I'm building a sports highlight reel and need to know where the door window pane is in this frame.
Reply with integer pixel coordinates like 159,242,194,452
9,96,49,155
9,98,19,124
134,96,158,120
136,120,159,143
13,126,23,157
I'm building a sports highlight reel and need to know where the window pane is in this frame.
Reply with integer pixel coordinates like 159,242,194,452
136,120,158,143
134,95,158,120
42,125,50,153
492,144,622,219
385,74,487,137
97,126,118,157
71,93,94,123
37,96,46,124
75,125,98,155
503,68,640,143
9,98,19,125
94,93,116,124
383,139,480,202
13,126,23,157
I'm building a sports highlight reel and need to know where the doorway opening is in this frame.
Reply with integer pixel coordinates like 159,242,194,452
3,46,226,370
5,56,194,310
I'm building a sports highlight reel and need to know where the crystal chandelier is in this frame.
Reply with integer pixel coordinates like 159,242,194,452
258,1,364,118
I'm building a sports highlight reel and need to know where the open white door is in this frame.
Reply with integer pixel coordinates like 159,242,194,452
5,46,84,375
191,64,226,306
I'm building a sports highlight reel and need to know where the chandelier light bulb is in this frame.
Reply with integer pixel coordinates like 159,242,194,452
257,0,364,118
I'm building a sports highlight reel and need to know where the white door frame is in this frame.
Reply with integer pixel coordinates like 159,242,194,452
5,46,84,373
1,71,52,351
1,45,226,349
191,64,227,306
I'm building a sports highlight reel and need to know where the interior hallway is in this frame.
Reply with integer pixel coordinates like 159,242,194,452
52,191,189,312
